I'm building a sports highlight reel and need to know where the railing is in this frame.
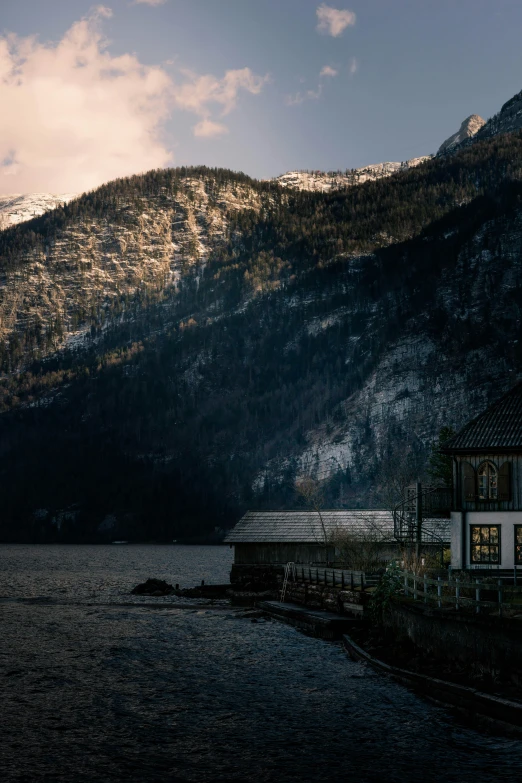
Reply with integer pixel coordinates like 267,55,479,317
393,484,452,546
284,564,380,592
280,561,297,602
400,570,522,616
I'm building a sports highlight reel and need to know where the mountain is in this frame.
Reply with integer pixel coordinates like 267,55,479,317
437,114,485,153
273,156,432,192
441,91,522,156
0,193,77,230
2,92,522,542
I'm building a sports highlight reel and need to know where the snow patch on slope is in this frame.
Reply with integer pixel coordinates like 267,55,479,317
0,193,78,229
273,156,432,193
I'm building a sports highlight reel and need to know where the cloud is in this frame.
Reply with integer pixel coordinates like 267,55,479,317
286,86,322,107
94,5,113,17
349,57,358,75
133,0,167,6
0,8,267,193
193,119,229,138
175,67,269,118
320,65,338,78
316,4,356,37
286,64,339,106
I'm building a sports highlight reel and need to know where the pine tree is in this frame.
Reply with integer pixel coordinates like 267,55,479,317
427,426,456,487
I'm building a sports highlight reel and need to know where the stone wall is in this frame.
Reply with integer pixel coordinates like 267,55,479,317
281,581,369,616
230,564,369,614
385,600,522,685
230,563,284,590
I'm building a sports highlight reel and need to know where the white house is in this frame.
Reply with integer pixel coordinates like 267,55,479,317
443,382,522,571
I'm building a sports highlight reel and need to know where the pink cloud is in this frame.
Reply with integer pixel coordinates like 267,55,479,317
0,7,267,193
193,119,229,138
320,65,338,78
316,4,356,37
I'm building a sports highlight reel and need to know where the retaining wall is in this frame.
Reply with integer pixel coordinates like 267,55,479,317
386,600,522,685
230,564,369,613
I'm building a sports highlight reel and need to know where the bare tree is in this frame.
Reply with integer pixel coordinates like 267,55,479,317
328,513,393,572
294,475,328,547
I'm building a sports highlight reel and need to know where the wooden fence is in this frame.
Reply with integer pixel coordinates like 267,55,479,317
289,565,380,591
401,570,522,615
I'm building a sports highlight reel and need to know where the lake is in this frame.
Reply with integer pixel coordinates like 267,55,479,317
1,544,521,782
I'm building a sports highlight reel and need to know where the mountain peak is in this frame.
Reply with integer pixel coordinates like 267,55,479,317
437,114,485,154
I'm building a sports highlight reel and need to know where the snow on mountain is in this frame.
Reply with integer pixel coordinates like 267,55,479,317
437,114,485,154
0,193,78,230
273,156,432,192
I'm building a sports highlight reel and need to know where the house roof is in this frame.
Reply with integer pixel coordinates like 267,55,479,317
224,510,395,544
442,382,522,452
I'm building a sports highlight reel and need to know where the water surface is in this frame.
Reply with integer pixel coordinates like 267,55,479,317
1,545,521,782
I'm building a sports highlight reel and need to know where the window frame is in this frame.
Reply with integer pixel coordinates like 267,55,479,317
477,461,499,502
515,526,522,566
469,524,501,565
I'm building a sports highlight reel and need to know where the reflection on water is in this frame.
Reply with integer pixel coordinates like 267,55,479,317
1,545,521,782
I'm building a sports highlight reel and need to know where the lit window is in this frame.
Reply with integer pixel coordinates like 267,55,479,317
478,462,498,501
470,525,500,564
515,527,522,566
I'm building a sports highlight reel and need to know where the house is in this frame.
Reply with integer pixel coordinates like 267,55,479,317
443,381,522,570
224,509,396,566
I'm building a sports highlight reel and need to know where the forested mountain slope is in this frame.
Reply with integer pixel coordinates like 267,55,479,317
1,130,522,542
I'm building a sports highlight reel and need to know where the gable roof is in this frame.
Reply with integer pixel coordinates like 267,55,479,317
224,510,395,543
443,382,522,452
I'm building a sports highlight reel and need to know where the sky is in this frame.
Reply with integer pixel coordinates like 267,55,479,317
1,0,522,194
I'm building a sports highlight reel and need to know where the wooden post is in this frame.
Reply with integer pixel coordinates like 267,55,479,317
475,579,480,614
423,575,427,604
361,573,365,592
302,566,305,581
332,570,335,587
455,577,460,610
413,574,418,601
437,576,441,609
350,572,354,591
342,571,345,589
415,480,422,560
404,572,409,597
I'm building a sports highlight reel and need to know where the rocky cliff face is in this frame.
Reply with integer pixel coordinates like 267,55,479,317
437,114,485,153
474,90,522,142
273,157,432,192
0,175,265,365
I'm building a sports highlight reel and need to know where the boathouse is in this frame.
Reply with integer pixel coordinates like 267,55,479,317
443,381,522,570
224,509,396,566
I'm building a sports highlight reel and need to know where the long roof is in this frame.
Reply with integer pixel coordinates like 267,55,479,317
224,510,395,543
443,382,522,452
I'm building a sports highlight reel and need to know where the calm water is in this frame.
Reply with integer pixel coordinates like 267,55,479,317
1,545,522,783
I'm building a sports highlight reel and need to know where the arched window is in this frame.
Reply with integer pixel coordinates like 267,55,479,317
478,461,498,501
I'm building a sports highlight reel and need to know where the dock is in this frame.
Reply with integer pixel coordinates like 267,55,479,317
257,600,357,639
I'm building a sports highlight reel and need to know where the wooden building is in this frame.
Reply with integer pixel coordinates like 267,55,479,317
224,510,396,566
443,382,522,570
